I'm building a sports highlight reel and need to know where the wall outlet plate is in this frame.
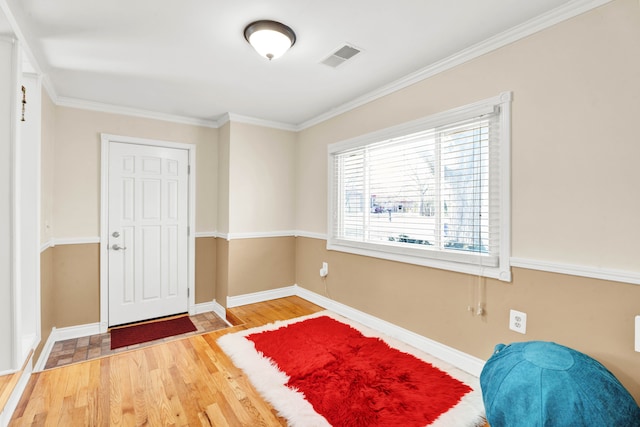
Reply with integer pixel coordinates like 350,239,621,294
509,309,527,334
319,262,329,277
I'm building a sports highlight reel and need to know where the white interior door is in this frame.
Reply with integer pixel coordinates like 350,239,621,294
107,142,189,326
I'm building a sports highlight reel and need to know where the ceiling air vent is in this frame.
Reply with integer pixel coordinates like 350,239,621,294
321,44,361,68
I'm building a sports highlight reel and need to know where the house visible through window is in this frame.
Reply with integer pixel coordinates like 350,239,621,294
328,93,511,281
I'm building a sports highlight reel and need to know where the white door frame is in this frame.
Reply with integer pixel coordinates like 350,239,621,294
99,133,196,333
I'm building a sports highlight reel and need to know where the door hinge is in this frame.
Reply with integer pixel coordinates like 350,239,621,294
187,288,190,297
188,165,191,175
188,226,190,236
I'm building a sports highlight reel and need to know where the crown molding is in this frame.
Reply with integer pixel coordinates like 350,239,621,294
55,96,220,128
218,112,298,132
41,74,58,104
4,0,612,133
297,0,613,130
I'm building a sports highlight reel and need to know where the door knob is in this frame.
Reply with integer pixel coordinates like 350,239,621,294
111,244,127,251
112,231,120,238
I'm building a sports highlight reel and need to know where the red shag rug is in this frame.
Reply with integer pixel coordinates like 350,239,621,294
217,311,485,426
110,316,197,349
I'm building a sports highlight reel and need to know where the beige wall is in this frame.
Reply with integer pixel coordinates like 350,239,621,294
294,0,640,401
53,106,218,238
40,89,55,244
38,237,218,336
216,238,229,307
228,237,296,297
51,243,101,327
228,122,296,234
195,237,216,304
214,122,297,306
297,0,640,272
217,122,230,234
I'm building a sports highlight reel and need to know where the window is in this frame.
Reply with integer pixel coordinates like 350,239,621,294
328,93,511,281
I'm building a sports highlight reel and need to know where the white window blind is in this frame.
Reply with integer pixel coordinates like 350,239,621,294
328,93,511,280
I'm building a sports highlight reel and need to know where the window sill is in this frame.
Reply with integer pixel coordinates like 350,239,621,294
327,240,511,281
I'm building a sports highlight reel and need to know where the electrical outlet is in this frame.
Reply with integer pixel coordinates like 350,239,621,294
319,262,329,278
509,309,527,334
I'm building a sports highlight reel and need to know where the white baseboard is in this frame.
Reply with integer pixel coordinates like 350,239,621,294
228,284,485,377
192,299,232,326
0,359,33,427
192,300,217,315
0,369,16,377
210,300,228,324
226,285,297,308
34,323,101,372
54,323,102,341
34,330,56,372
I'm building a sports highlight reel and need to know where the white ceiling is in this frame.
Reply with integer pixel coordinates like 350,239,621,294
3,0,584,127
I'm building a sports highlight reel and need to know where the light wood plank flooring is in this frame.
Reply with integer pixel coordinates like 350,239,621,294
0,371,20,417
10,296,488,426
44,311,229,370
10,296,324,426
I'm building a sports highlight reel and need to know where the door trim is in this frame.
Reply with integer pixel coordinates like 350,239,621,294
99,133,196,333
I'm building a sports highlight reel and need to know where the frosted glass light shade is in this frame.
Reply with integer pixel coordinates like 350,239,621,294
244,20,296,60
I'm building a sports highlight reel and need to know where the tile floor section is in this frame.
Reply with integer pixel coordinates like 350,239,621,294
44,311,230,370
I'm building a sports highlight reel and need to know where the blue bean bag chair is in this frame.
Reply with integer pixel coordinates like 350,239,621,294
480,341,640,427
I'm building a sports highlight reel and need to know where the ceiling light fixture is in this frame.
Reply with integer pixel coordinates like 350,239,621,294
244,20,296,61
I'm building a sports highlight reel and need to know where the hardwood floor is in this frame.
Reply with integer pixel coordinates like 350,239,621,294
10,296,323,426
10,296,488,426
0,371,20,417
44,311,229,370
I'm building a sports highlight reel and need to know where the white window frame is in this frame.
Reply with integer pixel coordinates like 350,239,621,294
327,92,512,281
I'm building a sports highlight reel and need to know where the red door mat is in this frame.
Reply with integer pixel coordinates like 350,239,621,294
110,316,197,349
